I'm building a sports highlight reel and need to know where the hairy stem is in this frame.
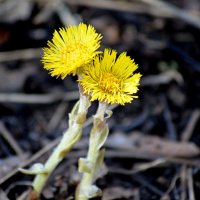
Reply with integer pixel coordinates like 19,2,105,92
32,93,90,197
76,102,109,200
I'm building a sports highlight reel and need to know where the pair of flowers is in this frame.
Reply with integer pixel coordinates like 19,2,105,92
29,23,142,199
43,23,141,105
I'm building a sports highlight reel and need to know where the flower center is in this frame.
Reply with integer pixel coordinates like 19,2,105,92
99,73,122,94
62,43,89,64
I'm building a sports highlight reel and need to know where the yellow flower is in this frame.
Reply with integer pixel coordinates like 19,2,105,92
80,49,142,105
42,23,102,79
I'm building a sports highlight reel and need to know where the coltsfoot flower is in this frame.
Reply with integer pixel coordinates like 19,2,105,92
80,49,142,105
42,23,102,79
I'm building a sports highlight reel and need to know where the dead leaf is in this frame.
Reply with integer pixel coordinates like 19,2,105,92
102,186,137,200
107,132,200,158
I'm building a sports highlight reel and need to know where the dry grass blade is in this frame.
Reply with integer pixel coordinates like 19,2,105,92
64,0,148,15
0,48,42,62
139,0,200,29
0,138,59,185
181,109,200,142
0,91,79,104
0,122,24,157
109,158,167,175
180,109,199,200
65,0,200,29
0,104,116,185
188,167,195,200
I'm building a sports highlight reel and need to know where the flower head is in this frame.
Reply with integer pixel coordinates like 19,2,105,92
80,49,142,105
42,23,102,79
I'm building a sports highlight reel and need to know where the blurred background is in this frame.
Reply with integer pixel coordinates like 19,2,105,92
0,0,200,199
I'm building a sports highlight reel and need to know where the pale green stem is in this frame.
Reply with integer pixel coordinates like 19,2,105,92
32,93,90,196
76,102,108,200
